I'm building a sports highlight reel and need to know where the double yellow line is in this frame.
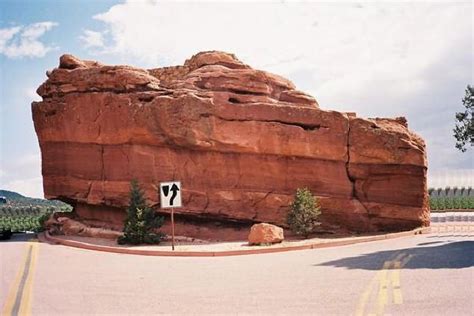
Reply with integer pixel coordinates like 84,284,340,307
355,252,412,316
2,240,40,316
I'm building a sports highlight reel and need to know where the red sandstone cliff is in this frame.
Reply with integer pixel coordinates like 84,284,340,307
32,52,429,240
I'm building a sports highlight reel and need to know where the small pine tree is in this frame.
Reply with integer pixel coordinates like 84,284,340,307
287,188,321,238
118,180,165,245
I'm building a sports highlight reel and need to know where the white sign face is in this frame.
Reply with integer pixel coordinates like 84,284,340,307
160,181,182,208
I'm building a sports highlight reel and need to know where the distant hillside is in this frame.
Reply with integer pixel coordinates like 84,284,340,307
0,189,72,209
0,190,25,200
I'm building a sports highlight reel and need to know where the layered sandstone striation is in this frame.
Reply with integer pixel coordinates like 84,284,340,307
32,52,429,240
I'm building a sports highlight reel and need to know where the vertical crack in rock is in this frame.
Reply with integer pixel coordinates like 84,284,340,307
93,107,102,141
96,125,102,141
203,194,210,211
119,146,130,170
345,118,371,220
85,181,93,202
251,191,273,221
345,118,356,198
100,145,105,182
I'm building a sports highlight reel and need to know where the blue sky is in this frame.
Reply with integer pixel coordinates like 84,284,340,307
1,0,123,197
1,0,472,197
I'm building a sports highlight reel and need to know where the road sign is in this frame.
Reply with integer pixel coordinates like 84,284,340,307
160,181,182,208
159,181,181,251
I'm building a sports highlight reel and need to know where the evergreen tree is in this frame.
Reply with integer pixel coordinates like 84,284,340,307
287,188,321,238
118,180,164,245
453,85,474,152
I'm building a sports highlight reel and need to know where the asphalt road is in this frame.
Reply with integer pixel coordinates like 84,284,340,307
1,231,473,315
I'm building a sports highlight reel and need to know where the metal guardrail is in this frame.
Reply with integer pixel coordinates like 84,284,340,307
430,212,474,223
430,212,474,233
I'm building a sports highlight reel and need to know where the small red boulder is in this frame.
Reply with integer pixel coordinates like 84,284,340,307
248,223,284,245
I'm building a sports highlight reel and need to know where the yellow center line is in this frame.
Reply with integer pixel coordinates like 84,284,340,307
356,255,398,316
375,254,406,316
355,268,382,316
400,254,413,268
375,262,390,315
355,252,410,316
1,239,40,316
18,242,39,316
391,261,403,305
392,254,413,305
391,261,401,287
388,252,408,307
1,246,30,315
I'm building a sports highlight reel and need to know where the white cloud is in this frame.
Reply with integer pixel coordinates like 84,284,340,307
0,21,58,58
0,26,21,50
88,2,471,109
1,153,44,198
79,29,105,48
3,177,44,199
26,87,41,101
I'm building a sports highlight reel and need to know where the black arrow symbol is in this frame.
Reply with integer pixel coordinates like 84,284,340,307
169,183,180,206
162,185,170,197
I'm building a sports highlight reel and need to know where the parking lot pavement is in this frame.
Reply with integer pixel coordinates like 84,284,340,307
1,231,473,315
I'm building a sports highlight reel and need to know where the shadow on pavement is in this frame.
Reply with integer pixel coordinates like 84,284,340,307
0,232,37,242
316,240,474,270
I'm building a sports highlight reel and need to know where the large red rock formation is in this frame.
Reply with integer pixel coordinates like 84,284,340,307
32,52,429,240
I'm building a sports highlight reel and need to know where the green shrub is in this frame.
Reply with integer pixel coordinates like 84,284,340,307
453,196,463,209
459,196,467,209
445,197,453,209
437,197,446,210
462,196,474,209
287,188,321,238
469,197,474,209
36,212,52,232
0,206,57,232
428,193,474,211
118,180,164,245
429,197,438,210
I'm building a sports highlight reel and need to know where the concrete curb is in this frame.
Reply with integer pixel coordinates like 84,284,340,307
40,227,431,257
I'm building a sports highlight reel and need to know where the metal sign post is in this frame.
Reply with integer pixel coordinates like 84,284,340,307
159,181,182,251
170,208,175,251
